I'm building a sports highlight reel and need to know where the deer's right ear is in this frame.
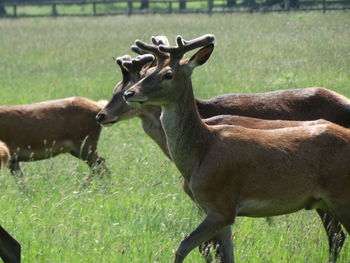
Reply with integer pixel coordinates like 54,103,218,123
188,44,214,69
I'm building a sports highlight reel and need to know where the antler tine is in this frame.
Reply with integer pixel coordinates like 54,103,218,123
159,34,215,59
151,35,170,46
113,55,132,83
131,45,147,55
131,35,169,55
135,39,168,62
114,55,132,66
122,54,155,76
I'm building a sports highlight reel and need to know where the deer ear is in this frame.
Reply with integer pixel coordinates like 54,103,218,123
188,44,214,69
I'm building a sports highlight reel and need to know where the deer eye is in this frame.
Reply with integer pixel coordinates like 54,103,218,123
163,71,173,80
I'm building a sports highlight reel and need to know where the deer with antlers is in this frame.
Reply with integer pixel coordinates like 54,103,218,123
0,97,108,178
0,141,21,263
123,34,350,263
97,37,348,262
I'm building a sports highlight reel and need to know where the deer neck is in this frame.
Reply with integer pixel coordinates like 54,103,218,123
139,106,171,159
160,80,211,180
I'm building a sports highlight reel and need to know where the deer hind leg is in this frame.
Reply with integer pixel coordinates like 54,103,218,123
174,213,235,263
0,225,21,263
316,209,345,263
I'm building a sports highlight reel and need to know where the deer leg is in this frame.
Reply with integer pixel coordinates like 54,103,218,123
212,226,234,263
183,181,222,263
198,241,213,263
316,209,345,263
332,212,350,235
198,230,231,263
327,198,350,234
8,161,27,192
80,138,109,177
8,161,23,178
0,225,21,263
70,140,109,179
174,213,234,263
199,226,234,263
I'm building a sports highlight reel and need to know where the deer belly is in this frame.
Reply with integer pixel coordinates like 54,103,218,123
10,140,74,161
236,197,320,217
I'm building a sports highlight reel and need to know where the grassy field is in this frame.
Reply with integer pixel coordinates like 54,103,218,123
0,12,350,262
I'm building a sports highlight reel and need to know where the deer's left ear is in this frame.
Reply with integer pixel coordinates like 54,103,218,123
188,44,214,69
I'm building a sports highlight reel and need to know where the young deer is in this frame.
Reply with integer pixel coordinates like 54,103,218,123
124,34,350,263
97,41,347,262
0,141,21,263
0,97,108,178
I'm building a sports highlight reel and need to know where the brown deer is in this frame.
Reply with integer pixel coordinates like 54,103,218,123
96,43,347,262
0,141,21,263
131,37,350,126
123,34,350,263
0,97,108,178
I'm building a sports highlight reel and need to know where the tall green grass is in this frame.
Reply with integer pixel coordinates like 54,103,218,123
0,12,349,262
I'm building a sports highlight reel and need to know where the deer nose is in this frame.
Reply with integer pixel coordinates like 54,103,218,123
123,91,135,101
96,113,105,124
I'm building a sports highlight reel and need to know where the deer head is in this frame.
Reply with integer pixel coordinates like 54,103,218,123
96,36,171,126
123,34,215,106
96,54,154,126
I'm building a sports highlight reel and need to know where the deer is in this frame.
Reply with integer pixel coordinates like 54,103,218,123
0,141,21,263
96,38,347,262
0,97,108,179
131,37,350,126
123,34,350,263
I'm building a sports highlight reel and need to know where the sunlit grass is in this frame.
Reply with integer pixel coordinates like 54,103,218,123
0,12,349,262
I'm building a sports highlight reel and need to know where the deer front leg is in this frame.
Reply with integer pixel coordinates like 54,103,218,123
199,226,234,263
87,154,109,177
70,142,109,180
212,226,234,263
198,241,213,262
183,180,220,262
8,161,28,192
174,213,235,263
80,138,109,177
9,161,24,178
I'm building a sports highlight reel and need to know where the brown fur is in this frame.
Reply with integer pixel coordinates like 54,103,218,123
97,38,348,263
0,141,10,169
0,96,107,177
203,114,330,127
197,87,350,126
97,52,348,262
125,36,350,263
